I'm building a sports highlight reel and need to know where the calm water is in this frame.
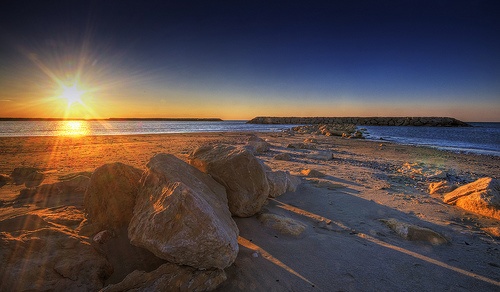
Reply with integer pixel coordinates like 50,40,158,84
0,120,498,157
362,123,500,157
0,120,295,137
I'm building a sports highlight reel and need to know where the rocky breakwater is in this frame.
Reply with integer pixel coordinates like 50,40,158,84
247,116,470,127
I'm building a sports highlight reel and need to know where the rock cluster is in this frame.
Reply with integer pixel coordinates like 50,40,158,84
291,124,359,137
189,144,270,217
247,116,470,127
128,154,239,270
1,141,300,291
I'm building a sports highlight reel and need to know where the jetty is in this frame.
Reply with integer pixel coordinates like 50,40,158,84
247,117,470,127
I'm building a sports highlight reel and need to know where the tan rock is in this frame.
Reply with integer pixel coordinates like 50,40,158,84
0,173,10,187
308,178,344,190
0,221,112,291
381,218,447,245
84,162,143,230
11,167,44,187
307,150,333,161
129,154,238,270
247,141,271,153
287,174,301,192
287,143,316,149
274,152,292,161
246,136,271,154
428,181,455,195
101,262,226,292
303,137,318,143
482,226,500,238
266,171,300,198
189,144,270,217
258,213,306,237
301,169,326,178
37,175,90,195
443,177,500,220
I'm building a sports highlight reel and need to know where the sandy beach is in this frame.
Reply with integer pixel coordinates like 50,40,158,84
1,132,499,291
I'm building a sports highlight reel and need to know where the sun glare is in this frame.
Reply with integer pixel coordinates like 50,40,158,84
59,120,90,136
59,84,84,107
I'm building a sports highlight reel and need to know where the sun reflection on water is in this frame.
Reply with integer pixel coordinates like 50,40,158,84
58,121,90,136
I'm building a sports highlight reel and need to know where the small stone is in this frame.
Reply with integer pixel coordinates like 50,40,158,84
274,153,292,161
301,169,326,178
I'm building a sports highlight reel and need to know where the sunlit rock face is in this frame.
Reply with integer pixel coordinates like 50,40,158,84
189,144,270,217
444,177,500,220
128,154,239,270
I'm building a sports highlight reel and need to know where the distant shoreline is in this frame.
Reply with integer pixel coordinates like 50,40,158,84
0,117,223,122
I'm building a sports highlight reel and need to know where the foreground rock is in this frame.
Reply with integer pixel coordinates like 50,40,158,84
84,162,143,230
307,150,334,161
15,175,90,207
246,135,271,154
189,144,270,217
381,218,447,245
0,215,112,291
443,177,500,220
258,213,306,237
0,174,9,187
266,171,300,198
428,181,455,195
129,154,239,270
301,169,326,178
11,167,44,187
101,262,226,292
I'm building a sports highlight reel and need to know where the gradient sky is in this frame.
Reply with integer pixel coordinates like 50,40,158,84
1,1,499,121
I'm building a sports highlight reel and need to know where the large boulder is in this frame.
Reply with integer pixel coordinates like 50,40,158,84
101,262,226,292
189,144,270,217
84,162,143,230
443,177,500,220
128,154,239,270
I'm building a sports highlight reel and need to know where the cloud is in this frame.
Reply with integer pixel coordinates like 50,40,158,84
0,99,12,102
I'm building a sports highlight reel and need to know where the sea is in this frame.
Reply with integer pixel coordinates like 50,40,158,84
361,122,500,157
0,120,498,157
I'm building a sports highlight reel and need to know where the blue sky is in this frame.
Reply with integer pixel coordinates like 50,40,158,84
0,1,499,121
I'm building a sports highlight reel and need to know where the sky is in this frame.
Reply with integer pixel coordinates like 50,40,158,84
0,1,499,121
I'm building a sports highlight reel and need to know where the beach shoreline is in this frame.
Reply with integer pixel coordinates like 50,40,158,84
1,132,499,291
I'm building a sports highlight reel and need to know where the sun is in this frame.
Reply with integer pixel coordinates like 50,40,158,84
59,84,84,107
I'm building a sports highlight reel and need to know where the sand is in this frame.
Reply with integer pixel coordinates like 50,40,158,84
1,132,499,291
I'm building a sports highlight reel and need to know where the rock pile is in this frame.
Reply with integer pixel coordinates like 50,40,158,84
1,141,300,291
247,116,470,127
289,124,362,138
188,144,271,217
128,154,239,270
